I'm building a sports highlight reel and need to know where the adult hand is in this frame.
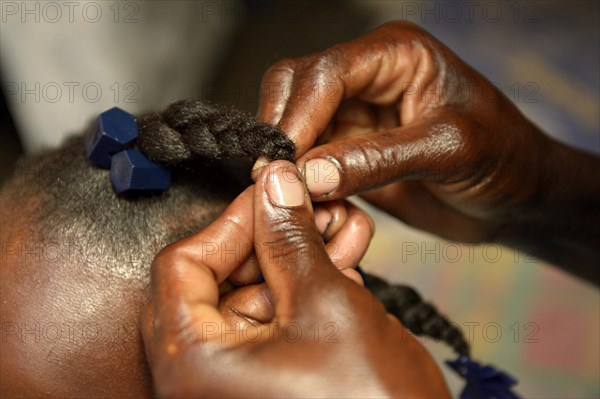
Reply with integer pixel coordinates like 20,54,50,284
256,21,600,278
142,161,449,398
225,197,374,289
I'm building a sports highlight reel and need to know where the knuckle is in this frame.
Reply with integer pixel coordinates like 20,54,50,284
321,45,349,69
353,211,376,239
433,112,481,151
261,58,299,108
222,215,253,242
349,135,394,190
344,203,376,239
262,58,297,83
380,20,432,42
382,19,419,31
323,200,348,233
152,241,198,276
296,48,345,89
153,243,182,267
427,113,485,178
270,227,314,255
261,221,324,264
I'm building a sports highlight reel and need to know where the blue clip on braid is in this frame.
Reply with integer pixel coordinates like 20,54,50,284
84,107,171,193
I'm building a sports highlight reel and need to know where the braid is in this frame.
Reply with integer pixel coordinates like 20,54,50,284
363,272,470,357
136,100,295,165
133,99,468,357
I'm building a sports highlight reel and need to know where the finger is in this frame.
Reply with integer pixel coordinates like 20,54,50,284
313,201,371,285
271,21,437,157
298,113,467,200
218,284,275,327
160,186,255,283
313,201,370,286
340,268,364,286
324,202,375,272
227,253,261,286
313,200,347,241
254,160,342,321
361,181,497,242
315,200,375,269
252,59,298,181
257,58,296,126
150,187,255,341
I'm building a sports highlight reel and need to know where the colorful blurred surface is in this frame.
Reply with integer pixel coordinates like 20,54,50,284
360,202,599,398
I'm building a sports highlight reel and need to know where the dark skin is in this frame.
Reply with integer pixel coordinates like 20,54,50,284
143,161,450,398
4,20,597,398
254,20,599,282
0,182,373,398
144,20,599,398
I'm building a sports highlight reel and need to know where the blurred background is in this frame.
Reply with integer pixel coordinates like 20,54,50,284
1,0,598,397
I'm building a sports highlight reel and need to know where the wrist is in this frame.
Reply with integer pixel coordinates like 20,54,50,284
494,128,600,280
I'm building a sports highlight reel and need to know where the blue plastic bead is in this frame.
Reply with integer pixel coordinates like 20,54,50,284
446,355,520,399
109,150,171,193
85,107,139,168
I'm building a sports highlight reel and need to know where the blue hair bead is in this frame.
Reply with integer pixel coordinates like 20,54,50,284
446,355,520,399
85,107,139,168
109,150,171,193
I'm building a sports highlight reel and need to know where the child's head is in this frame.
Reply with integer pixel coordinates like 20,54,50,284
0,100,467,398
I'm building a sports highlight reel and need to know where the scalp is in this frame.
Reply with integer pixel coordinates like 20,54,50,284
0,138,244,398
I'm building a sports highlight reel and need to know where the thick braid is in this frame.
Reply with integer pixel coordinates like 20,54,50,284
135,99,468,357
136,100,295,164
363,272,470,357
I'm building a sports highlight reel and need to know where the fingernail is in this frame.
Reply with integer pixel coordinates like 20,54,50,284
251,157,269,181
314,207,332,235
304,158,340,196
265,163,305,207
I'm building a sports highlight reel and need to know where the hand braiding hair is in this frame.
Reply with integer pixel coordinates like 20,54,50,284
134,99,470,358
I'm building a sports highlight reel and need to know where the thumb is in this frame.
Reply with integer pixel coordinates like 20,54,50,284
254,161,341,321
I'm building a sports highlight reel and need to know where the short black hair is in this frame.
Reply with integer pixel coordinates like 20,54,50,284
1,100,469,356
